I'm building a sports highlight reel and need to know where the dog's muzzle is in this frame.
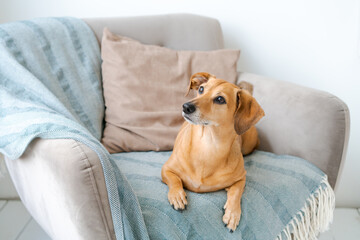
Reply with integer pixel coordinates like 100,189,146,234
182,102,212,125
183,102,196,114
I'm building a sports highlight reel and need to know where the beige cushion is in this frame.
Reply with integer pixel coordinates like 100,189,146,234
101,28,240,153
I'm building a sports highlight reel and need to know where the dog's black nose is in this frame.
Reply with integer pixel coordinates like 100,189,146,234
183,102,196,114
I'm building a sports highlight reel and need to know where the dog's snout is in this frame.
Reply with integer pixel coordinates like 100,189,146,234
183,102,196,114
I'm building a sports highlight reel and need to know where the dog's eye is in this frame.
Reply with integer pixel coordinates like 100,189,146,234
214,96,226,104
198,86,204,94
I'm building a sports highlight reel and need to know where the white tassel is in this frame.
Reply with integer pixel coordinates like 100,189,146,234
276,175,335,240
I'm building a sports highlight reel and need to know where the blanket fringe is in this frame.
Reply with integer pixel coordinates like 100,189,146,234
276,175,335,240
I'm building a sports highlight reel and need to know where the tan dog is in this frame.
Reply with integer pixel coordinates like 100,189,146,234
161,72,264,232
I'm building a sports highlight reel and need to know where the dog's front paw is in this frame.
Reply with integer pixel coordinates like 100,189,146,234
168,188,187,211
223,201,241,232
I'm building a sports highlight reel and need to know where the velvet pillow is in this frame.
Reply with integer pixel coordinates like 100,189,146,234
101,28,240,153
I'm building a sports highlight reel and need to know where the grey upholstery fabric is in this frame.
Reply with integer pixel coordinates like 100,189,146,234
6,139,115,240
237,72,350,188
0,162,19,199
83,14,224,51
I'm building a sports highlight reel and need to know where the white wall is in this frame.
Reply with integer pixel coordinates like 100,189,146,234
0,0,359,207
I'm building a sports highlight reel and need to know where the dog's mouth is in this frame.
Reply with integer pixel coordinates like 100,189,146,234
182,112,211,126
182,112,196,125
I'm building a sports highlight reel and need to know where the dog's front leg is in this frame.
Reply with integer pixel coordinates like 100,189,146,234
223,176,246,232
161,168,187,210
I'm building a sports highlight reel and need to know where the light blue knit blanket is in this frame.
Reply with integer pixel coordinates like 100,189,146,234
112,150,335,240
0,17,334,240
0,17,148,240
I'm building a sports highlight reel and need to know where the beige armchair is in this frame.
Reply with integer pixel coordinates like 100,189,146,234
3,14,349,239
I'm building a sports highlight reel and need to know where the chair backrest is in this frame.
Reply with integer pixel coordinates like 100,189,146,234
83,14,224,51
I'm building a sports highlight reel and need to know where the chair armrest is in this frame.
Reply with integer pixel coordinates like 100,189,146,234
237,72,350,188
5,138,115,240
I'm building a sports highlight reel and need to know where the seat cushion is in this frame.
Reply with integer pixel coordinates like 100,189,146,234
111,150,334,240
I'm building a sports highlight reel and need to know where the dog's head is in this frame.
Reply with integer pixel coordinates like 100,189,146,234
183,72,265,135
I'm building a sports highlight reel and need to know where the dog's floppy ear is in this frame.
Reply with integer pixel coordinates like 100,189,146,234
234,89,265,135
185,72,216,96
